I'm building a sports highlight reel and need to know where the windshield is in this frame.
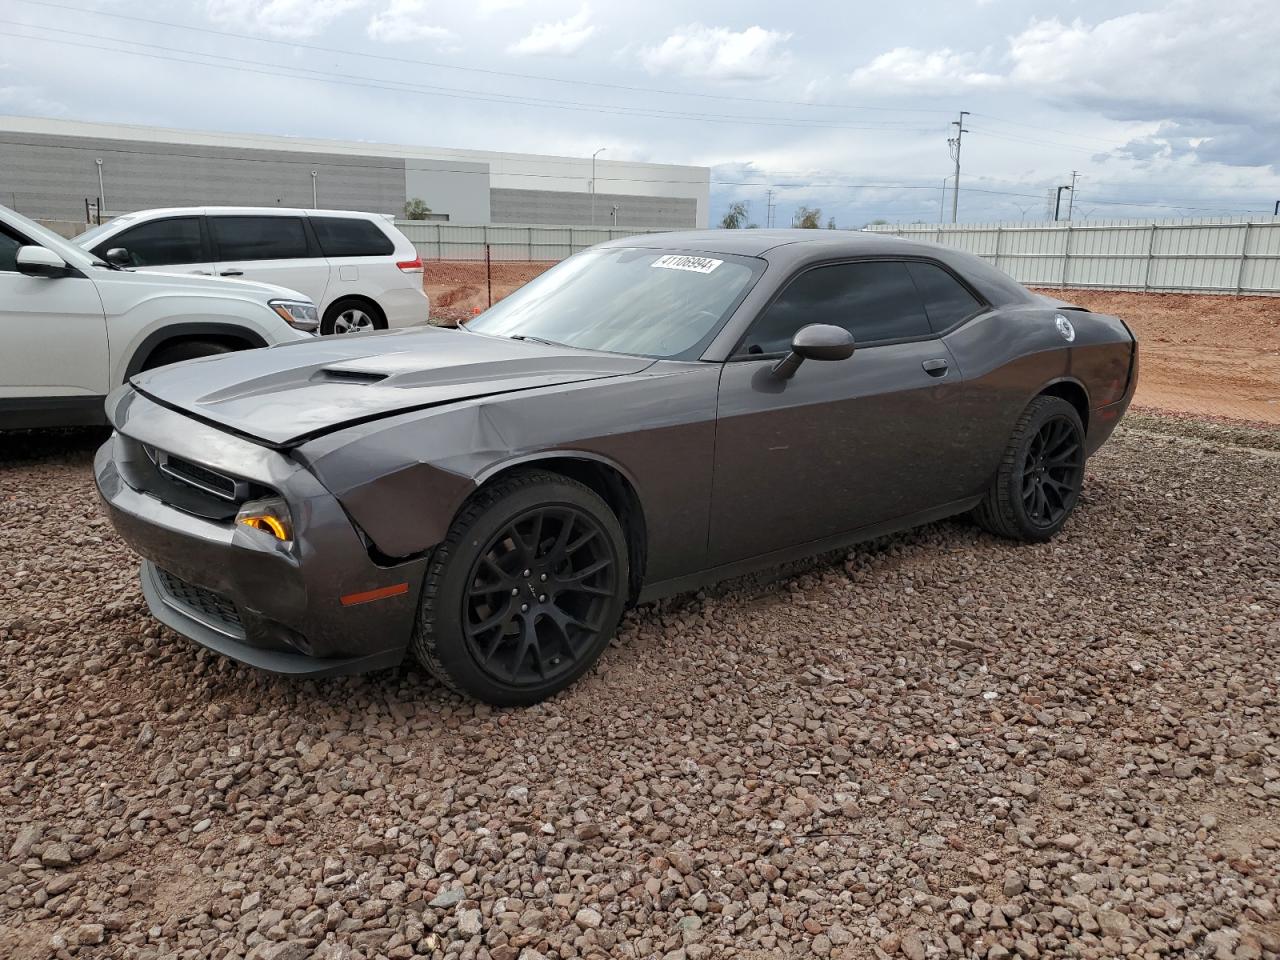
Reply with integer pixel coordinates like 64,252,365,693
73,217,133,246
465,247,762,359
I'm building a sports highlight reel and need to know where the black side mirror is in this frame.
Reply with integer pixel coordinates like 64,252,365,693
104,247,132,267
772,323,856,380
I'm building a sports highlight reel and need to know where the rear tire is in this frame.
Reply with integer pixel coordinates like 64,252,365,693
972,395,1086,542
140,339,234,371
322,298,386,336
412,471,629,706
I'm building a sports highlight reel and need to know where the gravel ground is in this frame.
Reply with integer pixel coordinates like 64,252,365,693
2,417,1278,960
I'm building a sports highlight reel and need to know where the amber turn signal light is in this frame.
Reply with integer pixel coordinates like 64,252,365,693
235,497,293,544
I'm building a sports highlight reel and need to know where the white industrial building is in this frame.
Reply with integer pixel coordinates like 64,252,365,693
0,116,710,229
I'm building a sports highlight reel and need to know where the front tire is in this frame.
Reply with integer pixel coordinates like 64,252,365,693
973,395,1086,541
412,472,629,706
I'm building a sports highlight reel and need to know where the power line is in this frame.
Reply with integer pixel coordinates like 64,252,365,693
0,25,946,134
9,0,956,116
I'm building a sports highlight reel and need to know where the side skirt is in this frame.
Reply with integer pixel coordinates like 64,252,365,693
637,495,983,604
0,396,108,430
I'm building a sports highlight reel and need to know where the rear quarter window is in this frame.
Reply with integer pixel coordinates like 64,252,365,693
907,261,983,332
310,217,395,257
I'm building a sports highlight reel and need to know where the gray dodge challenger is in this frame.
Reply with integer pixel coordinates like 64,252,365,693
96,230,1138,704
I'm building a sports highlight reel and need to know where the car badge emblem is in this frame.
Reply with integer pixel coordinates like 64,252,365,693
1055,314,1076,343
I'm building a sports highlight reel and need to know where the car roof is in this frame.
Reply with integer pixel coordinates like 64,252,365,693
600,228,1036,306
102,206,383,220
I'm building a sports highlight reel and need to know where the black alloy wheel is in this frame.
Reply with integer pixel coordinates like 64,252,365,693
1021,415,1084,529
972,394,1086,542
462,505,617,687
412,471,629,706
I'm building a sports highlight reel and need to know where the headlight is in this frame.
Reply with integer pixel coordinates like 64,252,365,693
269,299,319,333
236,497,294,544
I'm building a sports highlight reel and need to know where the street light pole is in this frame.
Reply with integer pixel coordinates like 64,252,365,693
1054,185,1073,221
591,147,606,226
95,158,105,213
311,170,318,209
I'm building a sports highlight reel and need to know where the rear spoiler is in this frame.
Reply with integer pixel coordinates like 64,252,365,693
1034,293,1091,312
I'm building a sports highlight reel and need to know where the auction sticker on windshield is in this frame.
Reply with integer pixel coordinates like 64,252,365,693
651,254,723,274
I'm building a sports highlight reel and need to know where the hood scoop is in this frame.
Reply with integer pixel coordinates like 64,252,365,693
312,368,390,385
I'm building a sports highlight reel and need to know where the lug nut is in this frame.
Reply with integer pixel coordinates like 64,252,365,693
520,603,529,612
539,573,548,581
511,588,519,596
538,594,547,603
522,569,531,577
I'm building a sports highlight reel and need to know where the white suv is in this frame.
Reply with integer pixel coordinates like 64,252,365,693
0,203,316,430
76,207,430,335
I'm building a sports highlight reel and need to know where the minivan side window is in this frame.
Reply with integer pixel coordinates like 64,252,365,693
741,260,931,355
906,261,982,332
210,216,309,261
94,216,204,267
311,217,394,257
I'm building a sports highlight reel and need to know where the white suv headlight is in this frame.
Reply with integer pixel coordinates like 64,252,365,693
270,299,320,333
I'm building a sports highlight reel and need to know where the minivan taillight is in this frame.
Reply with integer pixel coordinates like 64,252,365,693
397,256,423,273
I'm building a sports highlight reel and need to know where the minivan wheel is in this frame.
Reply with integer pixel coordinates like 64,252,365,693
322,298,385,335
972,395,1086,542
412,471,629,707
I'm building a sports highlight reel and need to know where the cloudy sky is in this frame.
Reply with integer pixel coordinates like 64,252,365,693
2,0,1278,226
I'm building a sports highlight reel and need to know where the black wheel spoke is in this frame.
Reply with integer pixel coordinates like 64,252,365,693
1019,414,1083,528
461,502,618,689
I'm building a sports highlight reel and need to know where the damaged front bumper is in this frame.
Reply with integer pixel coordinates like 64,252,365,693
94,386,429,678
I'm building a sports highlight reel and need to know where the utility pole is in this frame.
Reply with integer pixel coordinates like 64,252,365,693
591,147,606,226
95,158,106,213
765,189,776,228
947,110,969,223
311,170,318,209
1066,170,1080,220
939,178,948,223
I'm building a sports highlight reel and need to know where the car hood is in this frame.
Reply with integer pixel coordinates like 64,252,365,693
96,265,307,302
127,325,655,447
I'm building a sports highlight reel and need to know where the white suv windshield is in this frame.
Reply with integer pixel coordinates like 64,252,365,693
465,247,761,360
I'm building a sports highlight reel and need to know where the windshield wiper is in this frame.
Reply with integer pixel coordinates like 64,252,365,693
510,334,566,347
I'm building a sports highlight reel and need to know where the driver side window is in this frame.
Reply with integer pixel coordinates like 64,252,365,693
93,217,204,267
741,260,931,355
0,225,24,273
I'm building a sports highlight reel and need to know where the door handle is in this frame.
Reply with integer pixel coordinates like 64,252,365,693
922,358,949,377
219,269,244,277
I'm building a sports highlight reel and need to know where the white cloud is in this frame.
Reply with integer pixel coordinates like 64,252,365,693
0,84,68,118
366,0,456,45
479,0,524,15
639,24,791,82
845,0,1280,121
507,6,596,56
205,0,368,38
847,46,1001,94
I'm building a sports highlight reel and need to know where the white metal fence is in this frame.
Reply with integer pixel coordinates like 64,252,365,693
395,221,668,262
865,216,1280,295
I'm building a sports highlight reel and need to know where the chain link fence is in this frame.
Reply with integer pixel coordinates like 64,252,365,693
395,221,669,262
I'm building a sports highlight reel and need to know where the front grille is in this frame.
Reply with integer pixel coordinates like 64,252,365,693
151,450,248,502
155,567,244,636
